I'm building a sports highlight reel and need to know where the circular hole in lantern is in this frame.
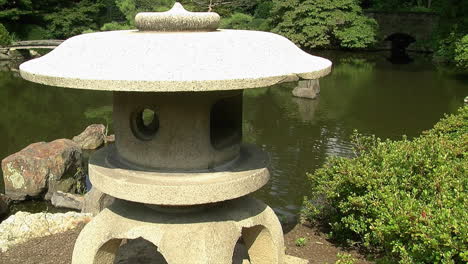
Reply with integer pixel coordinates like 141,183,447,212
131,108,159,141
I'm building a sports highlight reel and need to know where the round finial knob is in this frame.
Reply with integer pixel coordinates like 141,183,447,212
135,2,220,32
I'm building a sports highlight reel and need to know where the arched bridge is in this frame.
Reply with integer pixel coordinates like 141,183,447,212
1,40,63,61
7,40,64,50
364,11,439,51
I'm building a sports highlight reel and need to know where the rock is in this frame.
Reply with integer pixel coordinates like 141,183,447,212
51,191,84,211
0,194,11,218
29,49,41,58
105,134,115,144
1,139,83,201
6,49,25,60
73,124,106,150
292,79,320,99
0,52,9,60
81,187,115,216
0,211,92,252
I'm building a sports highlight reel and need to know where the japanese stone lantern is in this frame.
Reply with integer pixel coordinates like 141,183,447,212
19,3,331,264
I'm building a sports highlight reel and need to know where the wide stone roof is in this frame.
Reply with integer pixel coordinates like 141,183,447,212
20,4,332,92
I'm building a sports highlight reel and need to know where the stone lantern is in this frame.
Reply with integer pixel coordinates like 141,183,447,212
19,3,331,264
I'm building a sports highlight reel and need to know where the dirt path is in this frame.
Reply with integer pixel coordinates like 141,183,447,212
0,223,372,264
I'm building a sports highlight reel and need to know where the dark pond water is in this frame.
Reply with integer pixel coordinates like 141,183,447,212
0,51,466,217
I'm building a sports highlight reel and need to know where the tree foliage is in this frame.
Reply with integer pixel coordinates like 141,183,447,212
302,106,468,263
366,0,434,11
270,0,378,50
44,0,106,39
0,0,34,21
219,12,269,31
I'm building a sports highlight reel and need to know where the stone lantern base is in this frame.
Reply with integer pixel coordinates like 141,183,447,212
72,196,307,264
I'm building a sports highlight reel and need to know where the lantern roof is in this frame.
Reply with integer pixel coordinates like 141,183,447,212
19,3,331,92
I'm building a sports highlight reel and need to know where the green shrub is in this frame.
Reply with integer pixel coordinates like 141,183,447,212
0,23,11,46
454,35,468,70
302,106,468,263
434,31,462,64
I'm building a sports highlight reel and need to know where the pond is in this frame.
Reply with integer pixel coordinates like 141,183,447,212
0,51,466,217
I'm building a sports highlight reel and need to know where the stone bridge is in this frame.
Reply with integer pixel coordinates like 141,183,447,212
364,11,439,51
0,40,63,61
6,40,63,50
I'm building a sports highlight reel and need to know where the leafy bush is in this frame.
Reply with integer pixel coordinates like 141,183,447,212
434,31,462,64
270,0,378,49
0,23,11,46
302,106,468,263
454,35,468,70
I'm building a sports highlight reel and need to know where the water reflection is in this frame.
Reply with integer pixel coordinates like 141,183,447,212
386,33,416,64
291,97,319,123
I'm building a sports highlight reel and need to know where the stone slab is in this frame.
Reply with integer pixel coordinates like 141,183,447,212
81,187,115,216
51,191,84,210
89,144,270,205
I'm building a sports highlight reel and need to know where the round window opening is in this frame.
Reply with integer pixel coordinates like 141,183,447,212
130,108,159,141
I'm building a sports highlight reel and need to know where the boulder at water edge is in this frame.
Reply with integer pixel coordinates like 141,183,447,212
1,139,83,200
72,124,106,150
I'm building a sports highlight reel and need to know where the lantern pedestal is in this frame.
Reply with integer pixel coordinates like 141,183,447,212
72,197,305,264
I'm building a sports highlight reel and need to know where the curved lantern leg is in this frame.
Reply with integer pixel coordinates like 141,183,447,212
72,197,287,264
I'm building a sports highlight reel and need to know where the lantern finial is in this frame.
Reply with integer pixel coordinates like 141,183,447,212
135,2,220,31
